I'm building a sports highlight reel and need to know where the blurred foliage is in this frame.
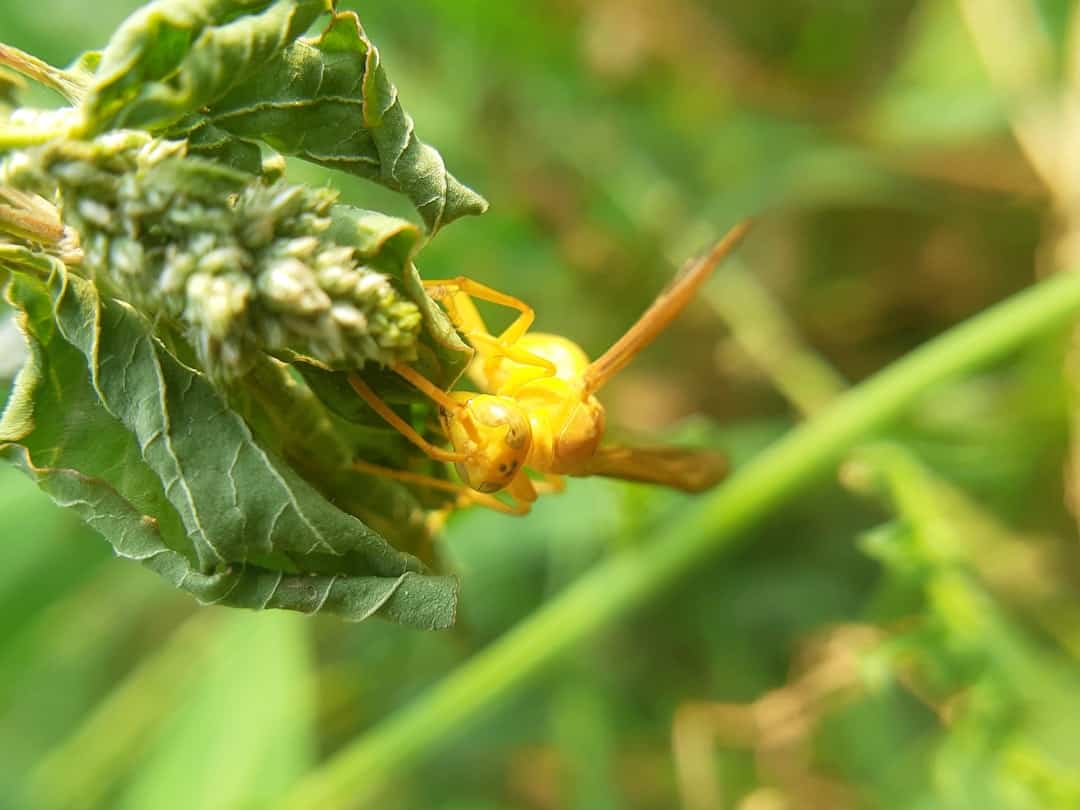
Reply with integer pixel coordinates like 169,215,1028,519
3,1,1080,809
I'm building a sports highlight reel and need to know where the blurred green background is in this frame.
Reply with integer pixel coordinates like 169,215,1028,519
5,1,1080,808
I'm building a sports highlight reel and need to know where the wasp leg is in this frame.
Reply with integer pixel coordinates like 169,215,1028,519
423,276,536,344
351,458,531,516
390,362,487,447
507,470,539,506
348,373,467,464
392,362,468,414
422,277,557,389
533,473,566,494
466,331,556,375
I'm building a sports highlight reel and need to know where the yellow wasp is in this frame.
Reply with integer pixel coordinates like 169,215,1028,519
348,220,752,515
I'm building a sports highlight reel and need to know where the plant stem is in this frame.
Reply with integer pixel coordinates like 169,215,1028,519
956,0,1061,199
277,268,1080,810
706,259,848,416
0,43,86,103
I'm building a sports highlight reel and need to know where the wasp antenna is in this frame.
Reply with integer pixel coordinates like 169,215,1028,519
582,218,752,395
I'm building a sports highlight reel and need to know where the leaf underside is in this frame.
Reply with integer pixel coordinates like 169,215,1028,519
0,0,492,629
0,264,457,629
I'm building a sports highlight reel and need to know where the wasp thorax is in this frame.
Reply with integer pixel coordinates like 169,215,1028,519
441,394,531,493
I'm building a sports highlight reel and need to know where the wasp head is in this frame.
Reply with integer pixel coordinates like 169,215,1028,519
440,393,531,493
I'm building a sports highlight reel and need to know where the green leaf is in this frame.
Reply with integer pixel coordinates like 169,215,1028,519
225,356,447,564
183,121,264,172
0,266,457,629
83,0,332,134
77,0,486,232
177,9,488,233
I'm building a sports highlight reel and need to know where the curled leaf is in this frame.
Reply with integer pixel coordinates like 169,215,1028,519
83,0,331,133
75,0,485,232
0,315,26,379
0,264,457,628
179,9,488,233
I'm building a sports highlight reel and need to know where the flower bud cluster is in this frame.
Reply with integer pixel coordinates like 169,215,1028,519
3,132,422,377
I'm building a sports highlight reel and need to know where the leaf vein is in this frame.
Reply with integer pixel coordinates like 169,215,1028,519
261,570,284,609
309,574,336,614
145,335,224,564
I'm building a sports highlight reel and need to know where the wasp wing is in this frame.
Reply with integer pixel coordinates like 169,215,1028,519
578,444,728,493
582,219,752,395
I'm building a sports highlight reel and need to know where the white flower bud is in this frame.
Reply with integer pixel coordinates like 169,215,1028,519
76,199,113,229
197,246,249,275
281,236,320,260
352,272,390,300
259,259,331,316
109,238,144,276
331,303,368,333
5,134,424,378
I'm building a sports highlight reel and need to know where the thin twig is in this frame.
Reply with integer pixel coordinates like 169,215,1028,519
956,0,1063,200
0,43,86,104
706,259,848,417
